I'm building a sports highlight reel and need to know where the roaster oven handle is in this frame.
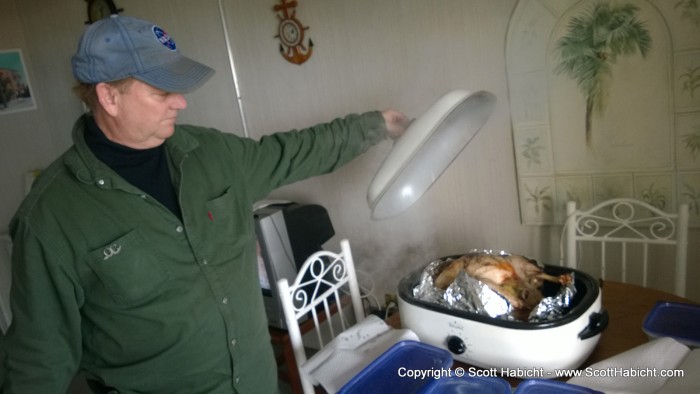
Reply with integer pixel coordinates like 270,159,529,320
578,310,609,340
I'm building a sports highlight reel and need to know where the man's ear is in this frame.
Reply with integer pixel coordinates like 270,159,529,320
95,82,119,117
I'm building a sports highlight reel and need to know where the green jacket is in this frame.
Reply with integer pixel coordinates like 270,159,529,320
1,111,387,393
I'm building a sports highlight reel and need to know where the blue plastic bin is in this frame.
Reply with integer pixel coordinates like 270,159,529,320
421,375,511,393
338,340,452,393
514,379,603,393
642,301,700,347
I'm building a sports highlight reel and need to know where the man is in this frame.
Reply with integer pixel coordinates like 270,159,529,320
0,15,408,393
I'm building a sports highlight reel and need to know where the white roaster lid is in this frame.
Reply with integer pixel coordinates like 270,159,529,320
367,89,496,220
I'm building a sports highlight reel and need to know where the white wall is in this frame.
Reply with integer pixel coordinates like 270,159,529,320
0,0,697,310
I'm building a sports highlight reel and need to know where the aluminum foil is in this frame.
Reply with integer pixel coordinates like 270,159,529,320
412,253,576,323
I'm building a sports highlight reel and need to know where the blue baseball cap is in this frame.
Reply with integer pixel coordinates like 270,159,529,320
72,15,214,93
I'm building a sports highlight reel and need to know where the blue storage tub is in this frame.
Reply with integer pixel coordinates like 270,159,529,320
421,375,511,394
338,340,452,393
514,379,603,393
642,301,700,348
339,340,513,393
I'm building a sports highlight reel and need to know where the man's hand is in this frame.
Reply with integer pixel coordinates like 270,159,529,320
381,109,411,140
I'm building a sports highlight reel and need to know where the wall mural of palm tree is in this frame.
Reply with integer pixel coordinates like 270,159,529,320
508,0,700,226
553,2,652,147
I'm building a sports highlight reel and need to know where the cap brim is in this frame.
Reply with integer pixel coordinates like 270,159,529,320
136,56,215,94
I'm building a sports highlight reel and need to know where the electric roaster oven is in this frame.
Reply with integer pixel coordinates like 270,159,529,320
397,252,608,376
364,90,606,376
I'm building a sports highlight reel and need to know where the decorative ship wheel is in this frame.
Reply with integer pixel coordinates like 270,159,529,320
273,0,313,65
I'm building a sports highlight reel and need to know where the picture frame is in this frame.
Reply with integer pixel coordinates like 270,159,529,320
0,48,36,115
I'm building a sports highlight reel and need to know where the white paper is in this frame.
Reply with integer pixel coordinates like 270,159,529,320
657,348,700,393
300,315,419,393
568,337,690,394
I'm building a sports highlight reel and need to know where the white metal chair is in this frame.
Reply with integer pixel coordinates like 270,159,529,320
564,198,689,297
276,239,365,394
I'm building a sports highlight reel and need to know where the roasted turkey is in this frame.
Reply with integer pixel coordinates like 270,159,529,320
434,252,572,319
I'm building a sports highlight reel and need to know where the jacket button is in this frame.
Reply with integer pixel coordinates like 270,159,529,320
175,225,183,233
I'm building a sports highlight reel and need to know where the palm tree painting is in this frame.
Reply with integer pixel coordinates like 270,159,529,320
553,2,652,147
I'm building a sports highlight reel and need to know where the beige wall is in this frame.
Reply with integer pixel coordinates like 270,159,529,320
0,0,697,313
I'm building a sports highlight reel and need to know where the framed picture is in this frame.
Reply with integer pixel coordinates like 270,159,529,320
0,48,36,115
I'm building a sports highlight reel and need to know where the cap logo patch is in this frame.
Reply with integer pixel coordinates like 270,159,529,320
152,25,177,51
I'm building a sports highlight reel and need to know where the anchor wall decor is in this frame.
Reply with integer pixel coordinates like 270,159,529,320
273,0,313,65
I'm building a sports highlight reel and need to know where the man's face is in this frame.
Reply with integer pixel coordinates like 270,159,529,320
100,79,188,149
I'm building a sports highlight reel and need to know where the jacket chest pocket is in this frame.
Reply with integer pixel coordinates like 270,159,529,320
204,186,253,248
87,229,172,306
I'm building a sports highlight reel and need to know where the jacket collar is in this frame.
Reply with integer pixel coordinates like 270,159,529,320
64,113,199,187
